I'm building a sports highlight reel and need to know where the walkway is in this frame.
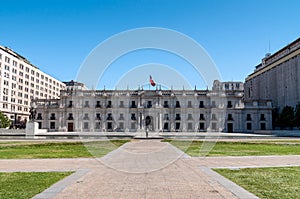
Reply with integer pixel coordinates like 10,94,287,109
1,140,300,198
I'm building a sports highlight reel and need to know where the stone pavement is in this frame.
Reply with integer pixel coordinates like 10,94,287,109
1,140,300,198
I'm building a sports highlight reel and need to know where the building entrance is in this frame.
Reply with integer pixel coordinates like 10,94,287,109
227,123,233,133
67,122,74,132
145,116,154,131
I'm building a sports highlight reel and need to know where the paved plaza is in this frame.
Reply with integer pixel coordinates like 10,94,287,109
1,140,300,198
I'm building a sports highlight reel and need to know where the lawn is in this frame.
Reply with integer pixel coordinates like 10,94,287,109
214,167,300,199
0,172,72,199
164,140,300,156
0,140,129,159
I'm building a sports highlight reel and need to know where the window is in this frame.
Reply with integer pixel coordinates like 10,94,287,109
131,113,136,120
83,122,89,129
175,101,180,108
12,60,17,66
131,122,136,129
246,114,252,121
212,113,217,120
164,114,169,120
175,122,180,130
50,113,56,120
5,56,10,63
25,67,29,72
188,114,193,120
147,101,152,108
131,101,137,108
119,101,124,108
211,101,216,108
84,101,89,107
175,114,181,120
260,123,266,130
4,65,9,70
188,123,193,130
199,114,205,120
11,75,16,81
119,113,124,120
107,100,112,108
247,123,252,130
199,122,205,130
95,122,101,129
260,114,266,121
187,101,193,108
119,123,124,130
199,101,204,108
163,101,169,108
227,101,233,108
107,113,113,120
96,101,101,108
96,113,101,120
227,114,233,121
68,113,73,120
50,122,55,129
68,101,73,108
37,113,42,120
19,64,24,70
83,113,89,120
211,123,217,130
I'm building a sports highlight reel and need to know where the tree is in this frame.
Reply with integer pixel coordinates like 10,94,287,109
279,106,294,130
272,108,280,129
294,102,300,128
0,112,11,128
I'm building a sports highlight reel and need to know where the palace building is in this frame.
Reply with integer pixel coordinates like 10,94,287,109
0,45,65,125
33,80,272,133
245,37,300,110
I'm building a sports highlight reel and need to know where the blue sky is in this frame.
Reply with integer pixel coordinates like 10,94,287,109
1,0,300,89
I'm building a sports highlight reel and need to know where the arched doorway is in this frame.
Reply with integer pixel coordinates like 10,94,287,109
145,116,154,131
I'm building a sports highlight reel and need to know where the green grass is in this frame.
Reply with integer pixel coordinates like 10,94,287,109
214,167,300,199
0,172,72,199
164,140,300,156
0,140,129,159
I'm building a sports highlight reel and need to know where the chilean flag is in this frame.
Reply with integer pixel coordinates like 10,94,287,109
150,75,156,87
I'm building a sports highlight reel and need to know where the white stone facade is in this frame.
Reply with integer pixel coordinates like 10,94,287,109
0,46,65,123
33,81,272,133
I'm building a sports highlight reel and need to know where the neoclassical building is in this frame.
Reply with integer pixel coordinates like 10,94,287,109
33,80,272,133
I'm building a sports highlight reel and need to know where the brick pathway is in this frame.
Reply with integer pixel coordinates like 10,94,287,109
1,140,300,198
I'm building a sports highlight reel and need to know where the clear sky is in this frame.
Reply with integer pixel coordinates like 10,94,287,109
1,0,300,89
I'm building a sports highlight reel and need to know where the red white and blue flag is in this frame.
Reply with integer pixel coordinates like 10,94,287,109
149,75,156,87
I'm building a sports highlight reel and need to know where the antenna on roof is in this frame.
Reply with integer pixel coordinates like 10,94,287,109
268,40,271,53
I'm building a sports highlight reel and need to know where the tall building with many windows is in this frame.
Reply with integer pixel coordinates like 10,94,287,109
245,37,300,110
33,80,272,133
0,45,65,125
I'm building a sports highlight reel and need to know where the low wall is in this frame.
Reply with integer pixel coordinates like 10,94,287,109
254,130,300,137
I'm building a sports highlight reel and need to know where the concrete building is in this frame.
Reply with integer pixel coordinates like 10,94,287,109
0,45,65,125
245,37,300,110
33,80,272,133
